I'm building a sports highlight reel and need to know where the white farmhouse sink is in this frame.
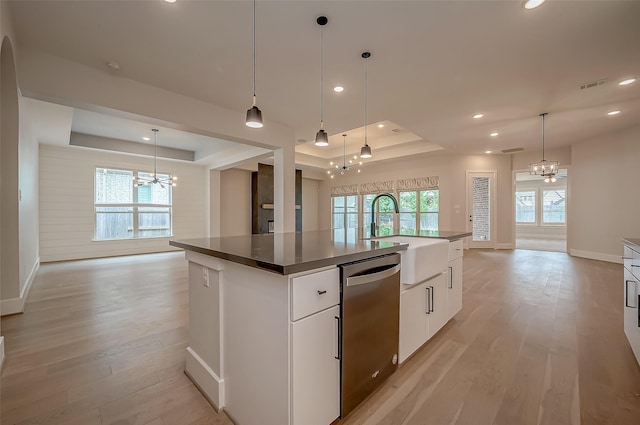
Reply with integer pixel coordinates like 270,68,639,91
373,236,449,285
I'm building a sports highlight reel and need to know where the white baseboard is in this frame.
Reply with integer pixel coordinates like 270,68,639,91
570,249,622,264
185,346,225,411
495,243,514,250
0,336,5,370
0,258,39,316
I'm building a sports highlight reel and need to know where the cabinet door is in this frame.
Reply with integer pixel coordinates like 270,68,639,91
291,305,340,425
399,281,430,364
623,268,640,363
427,272,449,339
447,257,463,320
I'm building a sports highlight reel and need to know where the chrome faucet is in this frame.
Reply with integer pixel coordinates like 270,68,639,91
370,193,399,237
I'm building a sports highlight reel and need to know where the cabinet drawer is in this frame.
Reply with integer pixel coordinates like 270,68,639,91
448,239,463,261
291,268,340,321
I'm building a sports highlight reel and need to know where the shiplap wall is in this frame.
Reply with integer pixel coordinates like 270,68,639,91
40,144,208,262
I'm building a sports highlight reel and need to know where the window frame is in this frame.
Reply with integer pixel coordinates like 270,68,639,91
397,189,439,235
94,167,174,241
541,188,566,225
331,194,359,241
515,190,537,225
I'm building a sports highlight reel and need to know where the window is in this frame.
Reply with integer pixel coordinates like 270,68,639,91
331,195,358,241
398,190,439,235
515,191,536,223
363,193,397,237
543,189,566,224
95,167,173,240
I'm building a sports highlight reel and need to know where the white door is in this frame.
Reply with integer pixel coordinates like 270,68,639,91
467,171,496,249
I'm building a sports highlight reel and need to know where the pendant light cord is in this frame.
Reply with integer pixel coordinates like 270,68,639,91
252,0,257,104
343,134,346,168
320,24,324,129
364,55,368,146
541,112,547,161
153,129,158,176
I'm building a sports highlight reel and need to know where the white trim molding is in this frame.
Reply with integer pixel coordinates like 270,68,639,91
495,243,514,250
396,176,439,191
185,346,225,411
570,249,623,264
0,258,39,316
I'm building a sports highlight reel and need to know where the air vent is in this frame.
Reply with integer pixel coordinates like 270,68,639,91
501,147,524,154
391,128,402,133
580,78,607,90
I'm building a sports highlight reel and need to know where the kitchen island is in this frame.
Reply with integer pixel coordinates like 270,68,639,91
170,230,469,425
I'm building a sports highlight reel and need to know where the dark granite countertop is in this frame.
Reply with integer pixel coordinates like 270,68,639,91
623,238,640,247
170,230,409,275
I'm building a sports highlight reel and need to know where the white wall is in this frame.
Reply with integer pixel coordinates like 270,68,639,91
569,123,640,263
318,153,514,247
302,178,320,231
17,96,40,297
39,144,208,262
220,168,252,237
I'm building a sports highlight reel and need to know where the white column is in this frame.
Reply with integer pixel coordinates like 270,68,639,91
273,147,296,233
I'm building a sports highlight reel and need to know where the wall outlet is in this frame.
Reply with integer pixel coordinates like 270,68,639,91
202,267,209,287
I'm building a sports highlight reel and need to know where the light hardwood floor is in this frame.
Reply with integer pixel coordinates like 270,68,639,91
1,250,638,425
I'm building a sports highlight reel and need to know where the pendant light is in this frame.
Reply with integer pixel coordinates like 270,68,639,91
327,134,362,179
245,0,263,128
360,51,372,158
529,112,559,183
135,129,177,188
314,16,329,146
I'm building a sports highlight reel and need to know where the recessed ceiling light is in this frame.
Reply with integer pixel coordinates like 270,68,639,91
377,124,384,128
142,136,151,141
164,0,177,3
523,0,546,10
607,110,621,116
473,114,484,119
490,132,499,137
333,86,344,92
619,78,636,86
485,150,492,154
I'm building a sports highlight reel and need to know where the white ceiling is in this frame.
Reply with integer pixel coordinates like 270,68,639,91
8,0,640,172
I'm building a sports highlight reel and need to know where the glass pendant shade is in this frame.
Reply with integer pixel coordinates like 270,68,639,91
315,129,329,146
245,105,263,128
360,144,372,158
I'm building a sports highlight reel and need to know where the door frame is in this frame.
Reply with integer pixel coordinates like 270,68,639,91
466,170,497,249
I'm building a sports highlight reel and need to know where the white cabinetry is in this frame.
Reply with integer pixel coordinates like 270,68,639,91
623,243,640,365
447,239,463,319
289,269,340,425
399,239,464,364
399,271,449,363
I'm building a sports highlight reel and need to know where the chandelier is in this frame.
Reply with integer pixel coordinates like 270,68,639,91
529,112,558,183
327,134,362,179
135,129,177,188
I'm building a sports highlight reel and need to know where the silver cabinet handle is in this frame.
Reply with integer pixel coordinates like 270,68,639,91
448,266,453,289
335,316,341,360
429,285,435,313
425,287,431,314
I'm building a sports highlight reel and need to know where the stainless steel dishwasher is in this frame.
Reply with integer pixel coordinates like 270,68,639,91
339,253,401,417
